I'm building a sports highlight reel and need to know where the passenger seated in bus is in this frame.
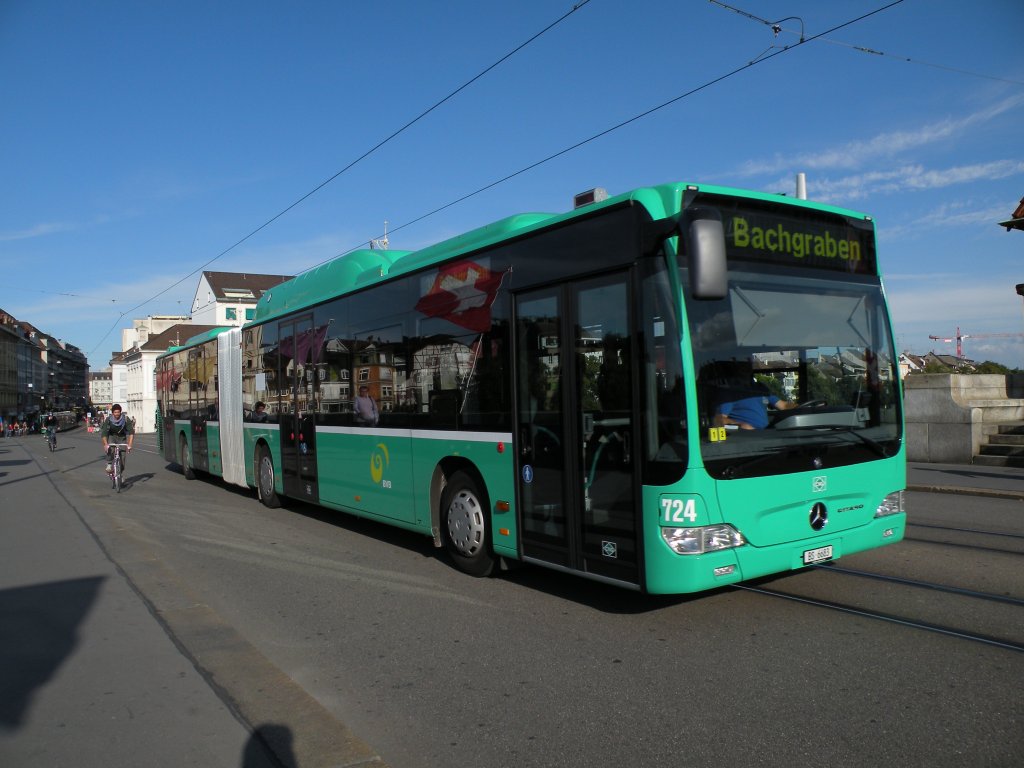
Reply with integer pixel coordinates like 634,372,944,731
250,401,269,423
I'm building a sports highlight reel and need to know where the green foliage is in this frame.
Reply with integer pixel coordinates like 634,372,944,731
905,359,1021,375
754,373,786,399
805,366,840,403
973,360,1013,374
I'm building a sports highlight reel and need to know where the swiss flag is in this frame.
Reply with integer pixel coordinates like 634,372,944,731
415,260,506,333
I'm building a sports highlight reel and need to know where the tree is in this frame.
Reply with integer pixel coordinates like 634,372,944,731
973,360,1013,375
754,373,786,399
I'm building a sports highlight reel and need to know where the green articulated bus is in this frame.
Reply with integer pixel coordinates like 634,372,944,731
156,181,906,594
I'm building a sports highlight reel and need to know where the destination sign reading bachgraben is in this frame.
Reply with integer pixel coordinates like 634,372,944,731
694,195,877,274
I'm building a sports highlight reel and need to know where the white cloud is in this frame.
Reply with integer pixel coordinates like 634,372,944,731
735,94,1024,179
0,221,76,242
880,201,1016,241
809,160,1024,203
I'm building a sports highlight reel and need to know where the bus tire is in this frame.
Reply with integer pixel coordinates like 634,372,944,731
256,445,281,508
180,435,195,480
441,471,495,577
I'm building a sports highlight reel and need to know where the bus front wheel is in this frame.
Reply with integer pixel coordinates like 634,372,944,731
257,446,281,508
441,471,495,577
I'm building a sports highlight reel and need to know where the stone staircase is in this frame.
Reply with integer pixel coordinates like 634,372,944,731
975,423,1024,468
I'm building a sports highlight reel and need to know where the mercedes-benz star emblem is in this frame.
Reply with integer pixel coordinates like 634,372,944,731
809,502,828,531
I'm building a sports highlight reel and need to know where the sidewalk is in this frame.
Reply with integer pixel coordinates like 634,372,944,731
0,436,278,767
2,430,389,768
907,461,1024,500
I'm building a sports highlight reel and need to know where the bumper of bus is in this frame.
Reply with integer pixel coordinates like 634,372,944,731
643,513,906,595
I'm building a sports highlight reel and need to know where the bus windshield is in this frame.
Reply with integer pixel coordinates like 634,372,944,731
686,268,901,479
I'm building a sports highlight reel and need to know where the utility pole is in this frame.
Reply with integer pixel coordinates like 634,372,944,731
369,221,389,250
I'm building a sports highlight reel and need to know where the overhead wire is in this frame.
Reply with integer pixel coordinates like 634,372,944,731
87,0,595,354
308,0,908,270
91,0,910,353
817,37,1024,87
710,0,1023,86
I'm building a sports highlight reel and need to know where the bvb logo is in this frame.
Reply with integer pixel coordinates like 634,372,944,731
370,443,390,484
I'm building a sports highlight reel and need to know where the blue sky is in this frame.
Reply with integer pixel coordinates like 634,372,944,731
2,0,1022,368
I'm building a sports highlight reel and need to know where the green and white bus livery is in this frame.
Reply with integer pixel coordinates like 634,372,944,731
157,181,905,594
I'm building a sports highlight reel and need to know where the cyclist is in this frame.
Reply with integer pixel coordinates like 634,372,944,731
43,411,59,449
101,404,135,474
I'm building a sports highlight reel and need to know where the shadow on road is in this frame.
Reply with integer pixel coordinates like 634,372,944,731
0,576,105,730
242,723,297,768
114,472,156,491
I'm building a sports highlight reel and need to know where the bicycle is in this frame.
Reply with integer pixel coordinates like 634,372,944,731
107,443,130,493
46,427,57,452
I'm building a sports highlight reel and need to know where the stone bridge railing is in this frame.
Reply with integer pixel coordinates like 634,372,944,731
904,374,1024,463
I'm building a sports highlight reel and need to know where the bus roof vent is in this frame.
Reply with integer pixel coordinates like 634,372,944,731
574,187,608,209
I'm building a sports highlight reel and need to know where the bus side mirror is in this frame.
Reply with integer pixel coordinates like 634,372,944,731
685,207,727,300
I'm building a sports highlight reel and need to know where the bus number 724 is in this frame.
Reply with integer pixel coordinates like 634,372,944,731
662,498,698,524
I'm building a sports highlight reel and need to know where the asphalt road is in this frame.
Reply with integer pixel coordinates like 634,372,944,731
2,428,1022,767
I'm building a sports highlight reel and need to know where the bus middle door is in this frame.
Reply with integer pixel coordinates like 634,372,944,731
189,346,211,473
279,316,320,503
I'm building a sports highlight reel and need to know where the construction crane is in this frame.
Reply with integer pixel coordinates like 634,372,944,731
928,326,1024,358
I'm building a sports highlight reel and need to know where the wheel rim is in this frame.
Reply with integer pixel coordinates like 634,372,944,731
259,454,274,498
446,488,485,557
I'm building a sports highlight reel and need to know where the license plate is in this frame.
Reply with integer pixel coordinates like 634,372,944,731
803,545,833,564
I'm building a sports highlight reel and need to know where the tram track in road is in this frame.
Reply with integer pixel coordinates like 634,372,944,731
908,521,1024,541
903,517,1024,557
906,520,1024,554
732,518,1024,653
733,581,1024,653
810,562,1024,607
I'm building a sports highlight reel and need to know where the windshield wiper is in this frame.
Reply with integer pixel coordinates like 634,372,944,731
830,426,891,457
780,424,892,458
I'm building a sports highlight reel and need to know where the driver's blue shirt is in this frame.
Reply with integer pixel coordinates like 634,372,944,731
717,394,781,430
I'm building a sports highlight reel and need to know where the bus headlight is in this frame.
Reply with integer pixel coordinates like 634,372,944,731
874,490,904,518
661,525,745,555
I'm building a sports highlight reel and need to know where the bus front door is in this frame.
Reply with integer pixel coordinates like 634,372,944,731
279,316,320,504
515,273,641,587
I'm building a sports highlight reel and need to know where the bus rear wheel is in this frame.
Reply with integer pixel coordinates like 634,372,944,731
180,435,195,480
257,446,281,508
441,471,495,577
